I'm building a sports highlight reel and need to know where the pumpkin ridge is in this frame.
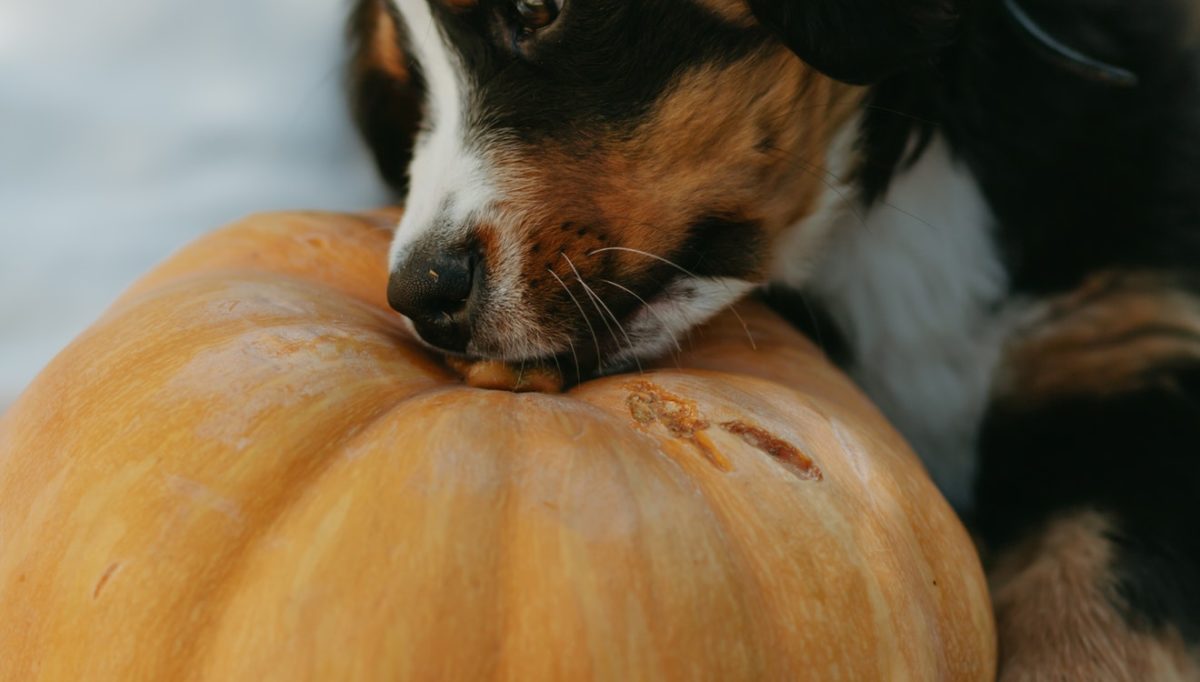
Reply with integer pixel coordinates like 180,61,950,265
188,392,465,680
118,211,393,312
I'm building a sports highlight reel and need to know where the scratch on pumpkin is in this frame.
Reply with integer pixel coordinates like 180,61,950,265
624,380,819,480
625,380,729,470
721,420,822,480
93,562,122,599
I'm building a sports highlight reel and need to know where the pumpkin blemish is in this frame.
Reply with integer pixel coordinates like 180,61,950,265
624,381,709,437
93,562,122,599
625,381,730,471
627,393,657,425
721,420,822,481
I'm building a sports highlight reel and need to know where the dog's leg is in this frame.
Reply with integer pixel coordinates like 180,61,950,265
986,511,1196,681
975,272,1200,681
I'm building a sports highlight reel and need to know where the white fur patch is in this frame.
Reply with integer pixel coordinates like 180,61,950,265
769,114,861,287
386,1,552,358
802,137,1013,510
387,0,496,269
613,277,756,367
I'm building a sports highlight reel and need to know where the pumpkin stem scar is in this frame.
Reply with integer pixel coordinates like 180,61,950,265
624,380,818,479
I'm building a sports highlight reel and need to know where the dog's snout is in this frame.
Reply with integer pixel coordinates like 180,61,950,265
388,242,481,352
388,247,474,314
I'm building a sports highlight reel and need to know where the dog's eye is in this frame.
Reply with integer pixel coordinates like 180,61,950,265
515,0,559,30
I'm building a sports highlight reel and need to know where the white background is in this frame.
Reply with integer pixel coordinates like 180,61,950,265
0,0,392,407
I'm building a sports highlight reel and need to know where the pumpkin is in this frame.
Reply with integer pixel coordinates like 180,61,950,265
0,210,995,681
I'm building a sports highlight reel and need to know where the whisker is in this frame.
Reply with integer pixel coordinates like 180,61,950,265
800,294,829,357
544,336,564,383
760,144,868,229
591,246,757,351
548,267,604,372
728,305,758,351
763,143,941,233
875,197,941,231
589,246,698,278
590,288,644,374
566,337,581,384
597,278,684,356
581,285,620,346
562,255,643,373
562,255,622,351
516,356,527,387
863,104,939,127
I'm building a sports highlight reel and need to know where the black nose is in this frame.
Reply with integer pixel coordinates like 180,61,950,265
387,243,480,352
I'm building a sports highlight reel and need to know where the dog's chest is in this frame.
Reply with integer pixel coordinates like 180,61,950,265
801,139,1014,510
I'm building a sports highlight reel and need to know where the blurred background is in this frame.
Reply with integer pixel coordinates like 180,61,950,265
0,0,392,407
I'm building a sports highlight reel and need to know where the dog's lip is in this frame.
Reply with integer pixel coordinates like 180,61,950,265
398,263,685,379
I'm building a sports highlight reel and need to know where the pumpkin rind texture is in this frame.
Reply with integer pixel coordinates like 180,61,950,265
0,211,995,681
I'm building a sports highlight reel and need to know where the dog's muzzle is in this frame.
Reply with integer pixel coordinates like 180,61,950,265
387,238,484,353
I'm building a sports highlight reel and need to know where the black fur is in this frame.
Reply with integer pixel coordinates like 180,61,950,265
757,287,852,367
974,371,1200,642
864,0,1200,293
853,0,1200,650
425,1,765,144
745,0,966,84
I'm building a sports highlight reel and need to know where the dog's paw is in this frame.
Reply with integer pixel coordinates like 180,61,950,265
991,512,1200,682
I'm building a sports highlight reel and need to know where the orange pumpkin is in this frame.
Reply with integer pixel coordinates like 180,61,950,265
0,211,995,680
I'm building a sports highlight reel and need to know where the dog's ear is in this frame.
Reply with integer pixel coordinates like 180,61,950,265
745,0,966,84
347,0,425,195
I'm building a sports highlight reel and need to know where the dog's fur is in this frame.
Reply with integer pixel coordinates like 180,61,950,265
348,0,1200,677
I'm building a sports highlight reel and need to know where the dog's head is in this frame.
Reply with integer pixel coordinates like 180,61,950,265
350,0,962,377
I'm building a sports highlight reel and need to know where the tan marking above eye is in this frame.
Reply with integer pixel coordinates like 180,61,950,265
440,0,479,10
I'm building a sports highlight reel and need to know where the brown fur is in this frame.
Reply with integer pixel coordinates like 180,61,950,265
692,0,757,26
348,0,863,361
440,0,478,12
990,511,1200,681
351,0,411,83
995,272,1200,405
478,48,862,339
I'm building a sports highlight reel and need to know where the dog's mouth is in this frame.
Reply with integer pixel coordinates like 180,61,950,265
431,282,660,386
390,214,765,387
430,271,757,389
530,219,764,377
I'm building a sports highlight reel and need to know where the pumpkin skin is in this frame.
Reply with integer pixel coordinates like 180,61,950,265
0,211,995,681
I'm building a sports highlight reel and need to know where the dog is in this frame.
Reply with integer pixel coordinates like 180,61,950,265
347,0,1200,677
